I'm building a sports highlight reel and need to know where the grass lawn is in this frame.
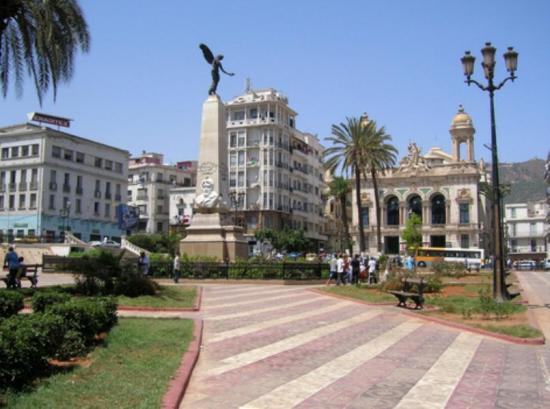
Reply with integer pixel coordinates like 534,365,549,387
2,318,194,409
320,285,396,304
117,285,197,308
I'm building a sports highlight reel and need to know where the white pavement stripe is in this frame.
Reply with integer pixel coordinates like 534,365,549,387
206,287,301,302
206,310,384,376
208,302,351,343
394,332,482,409
206,298,323,321
207,292,315,310
239,321,422,409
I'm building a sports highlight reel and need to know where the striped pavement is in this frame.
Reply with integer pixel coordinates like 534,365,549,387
180,284,550,409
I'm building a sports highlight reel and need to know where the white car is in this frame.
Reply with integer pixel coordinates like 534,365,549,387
544,259,550,270
90,240,120,248
514,260,536,270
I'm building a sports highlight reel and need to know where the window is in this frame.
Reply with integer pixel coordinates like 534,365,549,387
28,229,35,237
229,152,237,166
238,131,245,147
22,146,29,157
530,239,537,252
360,207,369,226
30,193,37,209
94,157,102,168
232,111,245,121
459,203,470,224
104,203,111,217
157,222,163,232
50,169,57,183
49,195,55,210
229,132,237,147
105,181,112,197
94,202,100,215
510,207,517,218
408,195,422,221
431,194,446,224
105,160,113,170
75,199,81,214
238,171,244,187
386,196,399,226
0,196,3,210
64,149,73,160
115,162,123,173
52,146,61,158
31,169,38,186
31,144,39,156
11,146,19,158
18,194,25,209
250,108,258,119
76,175,83,188
76,152,85,163
2,148,9,159
460,234,470,249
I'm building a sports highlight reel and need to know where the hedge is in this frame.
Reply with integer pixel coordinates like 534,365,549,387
31,291,71,313
0,291,24,319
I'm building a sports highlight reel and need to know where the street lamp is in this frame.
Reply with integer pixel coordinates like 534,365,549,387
461,42,518,301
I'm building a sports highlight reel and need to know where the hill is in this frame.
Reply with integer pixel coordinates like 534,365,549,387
499,158,546,204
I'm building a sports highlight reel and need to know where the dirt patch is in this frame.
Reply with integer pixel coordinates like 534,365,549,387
49,357,93,368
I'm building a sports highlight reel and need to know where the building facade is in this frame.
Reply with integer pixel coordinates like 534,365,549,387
224,87,327,245
504,201,549,262
128,153,195,234
0,123,129,242
348,106,490,255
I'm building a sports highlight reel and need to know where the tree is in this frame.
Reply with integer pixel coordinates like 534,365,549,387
328,176,352,253
254,228,313,254
325,117,369,252
0,0,90,105
359,120,398,253
402,213,422,255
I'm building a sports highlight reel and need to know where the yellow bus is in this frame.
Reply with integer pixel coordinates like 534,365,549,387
415,247,484,270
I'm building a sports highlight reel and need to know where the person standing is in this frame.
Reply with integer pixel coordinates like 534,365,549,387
351,254,360,285
343,254,351,284
336,254,344,286
3,246,20,289
368,257,377,284
173,253,181,283
326,253,338,286
138,251,150,276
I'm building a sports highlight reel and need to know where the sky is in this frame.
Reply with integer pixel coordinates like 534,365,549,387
1,0,549,165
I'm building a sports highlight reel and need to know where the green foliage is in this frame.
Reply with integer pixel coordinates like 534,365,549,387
254,228,314,253
149,253,173,277
126,233,182,255
31,290,70,313
473,324,543,339
0,291,24,318
114,273,159,297
424,276,443,293
432,262,467,278
402,213,422,255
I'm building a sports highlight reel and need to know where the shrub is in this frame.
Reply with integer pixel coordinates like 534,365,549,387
32,290,71,312
0,291,24,319
149,253,173,277
114,273,158,297
0,312,65,388
56,330,88,360
432,262,467,278
424,276,443,293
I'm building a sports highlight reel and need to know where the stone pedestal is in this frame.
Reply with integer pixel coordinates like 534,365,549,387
180,95,248,261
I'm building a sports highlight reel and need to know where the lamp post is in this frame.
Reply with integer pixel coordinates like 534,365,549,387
461,42,518,301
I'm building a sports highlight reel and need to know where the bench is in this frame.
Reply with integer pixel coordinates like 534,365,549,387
1,264,40,288
388,277,425,309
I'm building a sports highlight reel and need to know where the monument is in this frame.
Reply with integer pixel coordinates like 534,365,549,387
180,44,248,261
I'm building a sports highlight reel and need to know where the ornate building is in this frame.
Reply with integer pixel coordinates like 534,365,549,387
348,106,490,255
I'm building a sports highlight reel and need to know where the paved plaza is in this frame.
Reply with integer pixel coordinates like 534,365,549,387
181,276,550,409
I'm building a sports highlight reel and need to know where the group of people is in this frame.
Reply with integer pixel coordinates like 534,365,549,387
326,253,378,286
137,251,181,284
2,247,27,289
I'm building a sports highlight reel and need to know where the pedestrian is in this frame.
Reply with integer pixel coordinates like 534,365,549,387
173,253,181,283
138,251,150,276
343,254,351,284
15,257,27,288
368,257,377,284
336,254,344,286
3,246,20,289
326,253,338,286
351,254,360,285
359,258,367,282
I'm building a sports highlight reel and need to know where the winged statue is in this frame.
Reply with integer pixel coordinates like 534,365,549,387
199,43,235,95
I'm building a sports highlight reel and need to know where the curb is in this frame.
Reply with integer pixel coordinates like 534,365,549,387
310,288,545,345
162,317,203,409
117,287,203,313
308,287,395,306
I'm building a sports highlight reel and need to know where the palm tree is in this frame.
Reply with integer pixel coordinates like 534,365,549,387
328,176,352,253
0,0,90,105
359,120,398,253
325,117,368,252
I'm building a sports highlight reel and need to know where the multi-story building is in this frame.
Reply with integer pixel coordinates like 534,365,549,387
504,200,549,262
348,106,490,255
168,160,198,234
128,152,194,234
0,122,129,242
224,87,327,246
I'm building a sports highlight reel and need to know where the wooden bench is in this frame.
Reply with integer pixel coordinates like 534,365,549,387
388,277,425,309
1,264,40,288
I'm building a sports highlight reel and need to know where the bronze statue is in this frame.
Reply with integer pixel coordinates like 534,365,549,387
199,43,234,95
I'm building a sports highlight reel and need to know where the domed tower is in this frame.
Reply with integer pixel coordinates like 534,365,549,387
449,104,475,162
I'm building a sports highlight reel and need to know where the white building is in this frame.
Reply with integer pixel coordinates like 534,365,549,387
347,106,490,255
504,200,549,262
224,87,327,245
128,153,195,234
169,186,195,233
0,122,129,242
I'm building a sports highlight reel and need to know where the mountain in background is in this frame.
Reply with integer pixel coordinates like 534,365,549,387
499,158,547,204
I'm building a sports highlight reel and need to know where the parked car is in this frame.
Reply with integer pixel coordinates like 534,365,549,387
89,240,120,248
543,259,550,271
514,260,536,270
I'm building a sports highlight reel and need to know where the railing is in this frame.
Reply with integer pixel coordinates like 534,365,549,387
121,236,150,256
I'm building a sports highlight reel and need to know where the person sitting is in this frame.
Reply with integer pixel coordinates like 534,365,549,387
3,246,20,289
15,257,27,288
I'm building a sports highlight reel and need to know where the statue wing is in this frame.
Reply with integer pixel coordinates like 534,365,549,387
199,43,214,64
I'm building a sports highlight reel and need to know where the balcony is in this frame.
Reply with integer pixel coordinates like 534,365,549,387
8,182,16,191
29,181,38,190
115,194,122,201
49,182,57,191
136,194,148,201
94,190,101,198
76,186,83,195
105,192,112,200
18,182,27,191
63,184,71,193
